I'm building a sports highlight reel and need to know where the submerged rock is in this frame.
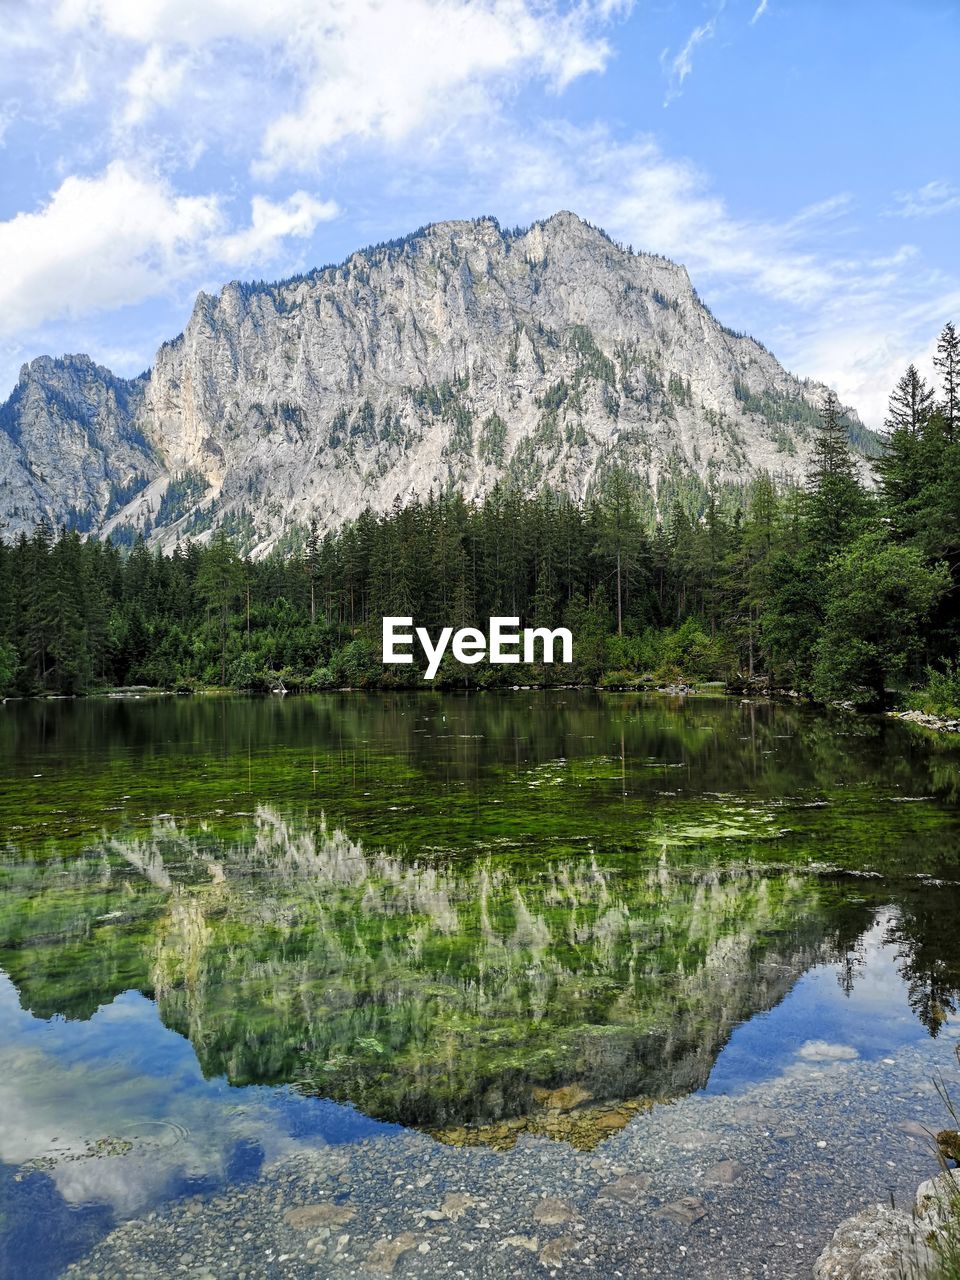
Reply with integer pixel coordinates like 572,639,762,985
283,1202,355,1229
531,1196,580,1226
538,1234,580,1267
429,1096,652,1152
655,1196,707,1227
703,1159,744,1186
596,1173,652,1204
532,1083,593,1112
363,1231,421,1274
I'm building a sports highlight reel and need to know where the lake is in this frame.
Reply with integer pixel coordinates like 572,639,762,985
1,692,959,1279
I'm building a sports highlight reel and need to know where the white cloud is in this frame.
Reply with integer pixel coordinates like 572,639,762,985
788,290,960,428
121,46,192,127
663,7,723,105
50,0,624,175
0,163,220,337
750,0,769,24
0,975,316,1219
0,164,338,337
888,180,960,220
487,126,846,306
216,191,339,267
0,104,17,147
56,48,93,106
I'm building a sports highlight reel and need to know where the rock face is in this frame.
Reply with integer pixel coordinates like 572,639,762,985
0,212,872,553
0,355,156,537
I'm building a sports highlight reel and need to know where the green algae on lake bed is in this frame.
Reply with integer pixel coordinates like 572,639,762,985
2,692,960,1277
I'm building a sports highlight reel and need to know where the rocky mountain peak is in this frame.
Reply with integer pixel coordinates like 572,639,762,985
0,211,871,553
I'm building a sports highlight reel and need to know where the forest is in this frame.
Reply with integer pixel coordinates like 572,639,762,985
1,323,958,712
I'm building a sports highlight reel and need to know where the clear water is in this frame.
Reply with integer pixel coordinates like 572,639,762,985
1,692,958,1277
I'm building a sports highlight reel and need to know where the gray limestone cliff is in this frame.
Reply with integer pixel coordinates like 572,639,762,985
0,355,155,536
0,212,872,553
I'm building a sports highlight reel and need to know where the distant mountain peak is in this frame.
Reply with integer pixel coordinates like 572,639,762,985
0,211,869,553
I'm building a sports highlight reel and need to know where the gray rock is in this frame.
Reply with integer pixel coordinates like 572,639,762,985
538,1234,580,1268
703,1159,744,1185
914,1168,960,1234
596,1173,652,1203
812,1203,936,1279
531,1196,580,1225
0,212,871,551
0,354,156,539
655,1196,708,1227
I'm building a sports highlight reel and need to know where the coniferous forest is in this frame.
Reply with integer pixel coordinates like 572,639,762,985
1,322,958,712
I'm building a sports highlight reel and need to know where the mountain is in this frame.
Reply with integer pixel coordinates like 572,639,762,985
1,807,868,1143
0,355,156,536
0,212,872,553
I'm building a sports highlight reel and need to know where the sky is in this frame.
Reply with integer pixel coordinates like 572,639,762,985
0,0,957,427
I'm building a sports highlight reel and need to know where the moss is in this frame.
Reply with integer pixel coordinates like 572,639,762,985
2,692,960,1134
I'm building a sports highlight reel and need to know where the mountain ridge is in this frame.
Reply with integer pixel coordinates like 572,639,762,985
0,211,872,554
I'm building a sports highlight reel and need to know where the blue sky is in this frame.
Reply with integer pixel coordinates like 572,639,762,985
0,0,957,426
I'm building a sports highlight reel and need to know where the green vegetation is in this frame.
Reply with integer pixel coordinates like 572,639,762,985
478,412,508,465
933,1047,960,1280
910,662,960,718
0,813,856,1126
156,469,208,526
0,323,958,706
3,692,960,1132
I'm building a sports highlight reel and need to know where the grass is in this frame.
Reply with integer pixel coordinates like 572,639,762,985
932,1045,960,1279
908,662,960,720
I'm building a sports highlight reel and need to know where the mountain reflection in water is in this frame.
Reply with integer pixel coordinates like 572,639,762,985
2,692,960,1280
3,803,959,1148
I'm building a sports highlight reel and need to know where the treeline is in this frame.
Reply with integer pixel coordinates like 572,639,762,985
1,323,959,708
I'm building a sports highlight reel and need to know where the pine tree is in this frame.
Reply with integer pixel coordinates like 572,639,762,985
591,470,647,636
934,322,960,438
805,390,870,556
885,364,935,435
196,531,244,686
24,522,56,689
49,530,91,692
727,473,780,677
876,366,934,539
305,517,321,625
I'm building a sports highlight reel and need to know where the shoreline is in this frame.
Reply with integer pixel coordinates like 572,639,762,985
6,686,960,741
887,708,960,734
815,1167,960,1279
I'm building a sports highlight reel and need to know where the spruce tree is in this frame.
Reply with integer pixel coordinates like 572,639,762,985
934,321,960,438
876,366,934,539
886,364,934,435
805,390,869,556
591,470,645,636
197,531,243,686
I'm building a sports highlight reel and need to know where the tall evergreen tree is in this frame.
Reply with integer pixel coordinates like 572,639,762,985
934,321,960,439
197,531,244,686
876,366,935,540
805,390,870,556
886,364,935,435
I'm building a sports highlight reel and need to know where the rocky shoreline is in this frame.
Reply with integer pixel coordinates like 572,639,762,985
887,709,960,734
52,1032,959,1280
814,1168,959,1279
